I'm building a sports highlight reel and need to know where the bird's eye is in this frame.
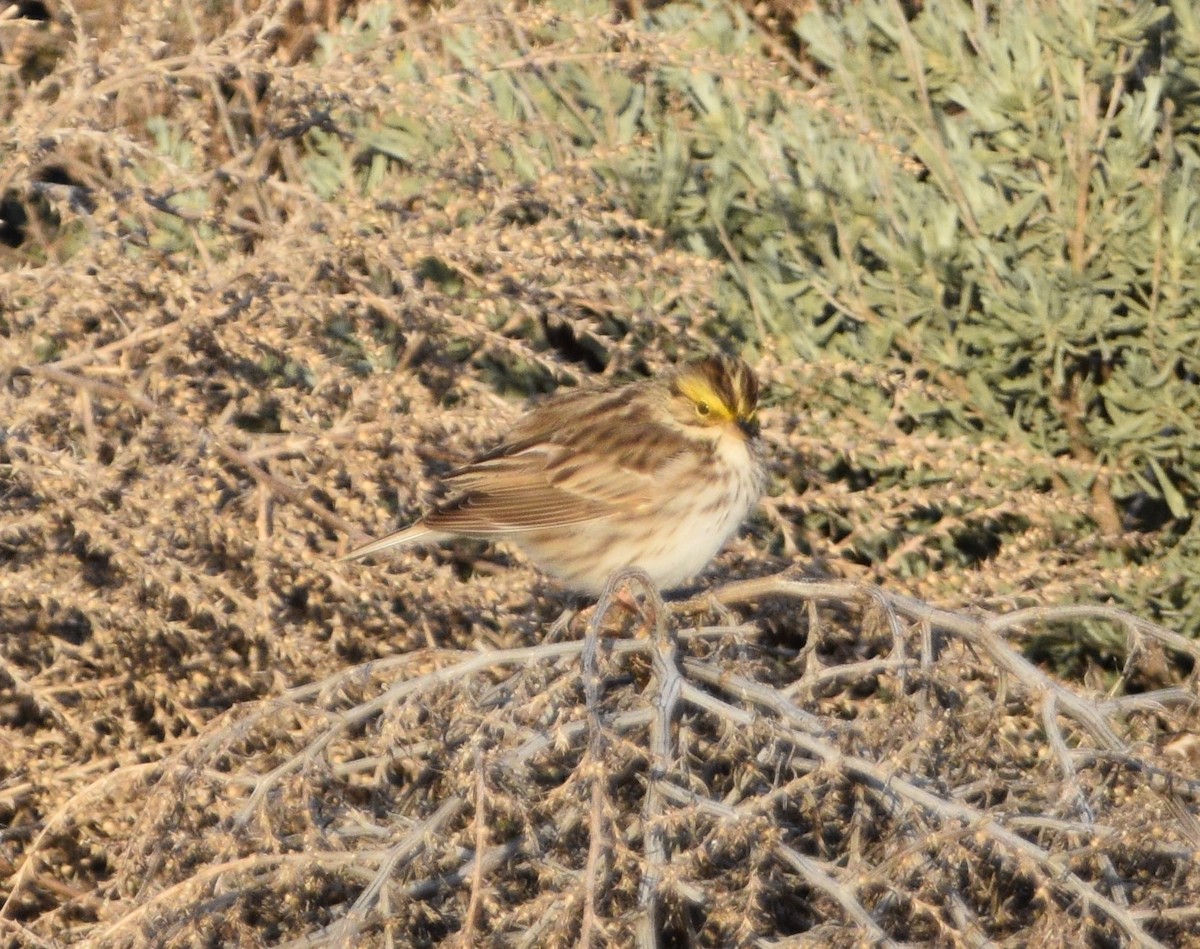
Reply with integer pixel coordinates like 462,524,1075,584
695,401,711,417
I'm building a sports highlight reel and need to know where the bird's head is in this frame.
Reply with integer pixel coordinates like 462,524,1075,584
667,355,761,440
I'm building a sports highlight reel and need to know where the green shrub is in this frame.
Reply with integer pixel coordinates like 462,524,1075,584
610,0,1200,641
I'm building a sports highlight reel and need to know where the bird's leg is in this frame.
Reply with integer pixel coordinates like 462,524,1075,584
544,598,579,643
593,568,665,639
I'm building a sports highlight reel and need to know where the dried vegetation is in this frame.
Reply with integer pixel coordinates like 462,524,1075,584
1,0,1199,945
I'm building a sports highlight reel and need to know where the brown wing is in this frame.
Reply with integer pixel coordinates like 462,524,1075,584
423,442,655,535
424,383,693,536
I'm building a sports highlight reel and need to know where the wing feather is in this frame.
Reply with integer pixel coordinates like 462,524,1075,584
421,380,695,536
425,442,663,535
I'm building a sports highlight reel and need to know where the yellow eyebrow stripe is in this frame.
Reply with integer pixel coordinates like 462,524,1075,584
676,376,736,421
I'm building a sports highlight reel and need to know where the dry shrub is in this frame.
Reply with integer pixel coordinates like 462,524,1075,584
4,573,1199,945
1,0,1199,945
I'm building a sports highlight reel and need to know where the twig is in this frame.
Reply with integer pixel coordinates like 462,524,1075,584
637,575,676,949
26,365,364,543
656,782,894,946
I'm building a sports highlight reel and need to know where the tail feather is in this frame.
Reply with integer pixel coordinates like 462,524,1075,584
340,523,438,562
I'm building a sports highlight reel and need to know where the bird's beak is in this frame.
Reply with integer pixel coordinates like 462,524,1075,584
736,415,760,439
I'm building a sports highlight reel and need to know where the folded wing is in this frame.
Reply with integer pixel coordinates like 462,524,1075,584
425,441,661,535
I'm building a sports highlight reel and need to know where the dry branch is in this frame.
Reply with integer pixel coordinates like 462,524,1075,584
4,572,1197,946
